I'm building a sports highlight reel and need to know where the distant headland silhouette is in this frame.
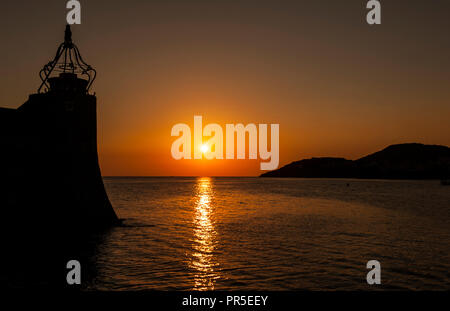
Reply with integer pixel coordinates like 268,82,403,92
261,143,450,180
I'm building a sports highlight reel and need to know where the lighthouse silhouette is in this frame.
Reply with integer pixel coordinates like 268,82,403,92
0,26,119,286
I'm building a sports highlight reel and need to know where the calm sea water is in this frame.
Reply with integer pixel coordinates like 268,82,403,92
86,177,450,290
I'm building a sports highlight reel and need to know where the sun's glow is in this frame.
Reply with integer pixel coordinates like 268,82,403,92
200,144,208,153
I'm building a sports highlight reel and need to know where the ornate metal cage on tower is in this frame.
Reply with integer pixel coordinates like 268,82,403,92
38,25,96,93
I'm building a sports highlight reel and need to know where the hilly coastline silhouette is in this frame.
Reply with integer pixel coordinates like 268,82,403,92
261,143,450,179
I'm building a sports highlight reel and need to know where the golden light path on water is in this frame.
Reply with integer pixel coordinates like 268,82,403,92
189,177,220,290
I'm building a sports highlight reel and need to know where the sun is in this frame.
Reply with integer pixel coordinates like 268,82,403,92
200,144,208,153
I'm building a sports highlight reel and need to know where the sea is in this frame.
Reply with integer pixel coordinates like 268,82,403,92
84,177,450,290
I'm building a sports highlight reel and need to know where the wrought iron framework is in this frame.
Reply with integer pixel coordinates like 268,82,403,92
38,25,96,93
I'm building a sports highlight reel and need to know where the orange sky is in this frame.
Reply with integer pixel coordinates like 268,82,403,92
1,1,449,176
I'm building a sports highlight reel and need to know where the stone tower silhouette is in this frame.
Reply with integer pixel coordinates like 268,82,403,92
0,26,119,245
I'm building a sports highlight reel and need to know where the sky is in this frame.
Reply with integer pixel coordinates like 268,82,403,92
0,0,449,176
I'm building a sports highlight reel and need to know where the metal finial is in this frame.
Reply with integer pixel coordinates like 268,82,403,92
64,25,72,44
37,26,96,93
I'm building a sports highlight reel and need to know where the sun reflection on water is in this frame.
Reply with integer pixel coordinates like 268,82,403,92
189,177,220,290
